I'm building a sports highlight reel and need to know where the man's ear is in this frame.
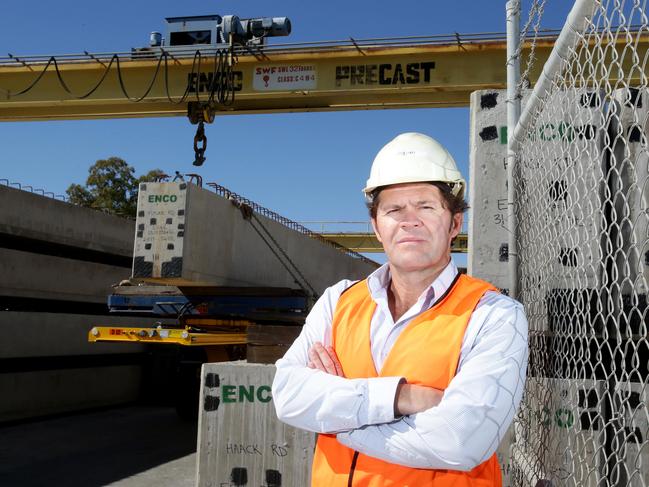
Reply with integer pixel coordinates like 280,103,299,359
371,217,383,244
449,212,463,240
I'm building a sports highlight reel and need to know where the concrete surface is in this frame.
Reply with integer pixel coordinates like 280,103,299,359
0,247,128,303
134,182,378,291
0,311,164,422
0,366,143,423
197,362,314,487
0,406,197,487
0,184,133,257
0,312,145,359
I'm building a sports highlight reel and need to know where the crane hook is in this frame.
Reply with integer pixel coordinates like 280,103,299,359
193,121,207,166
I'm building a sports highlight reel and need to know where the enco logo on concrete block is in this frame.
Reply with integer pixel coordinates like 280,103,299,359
147,194,178,203
203,373,272,412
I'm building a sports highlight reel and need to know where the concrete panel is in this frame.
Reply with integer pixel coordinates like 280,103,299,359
611,88,649,329
469,90,527,487
533,90,604,292
197,362,314,487
0,247,128,302
0,365,141,422
468,89,528,291
0,185,133,257
0,312,146,359
615,381,649,487
515,378,604,487
133,183,377,293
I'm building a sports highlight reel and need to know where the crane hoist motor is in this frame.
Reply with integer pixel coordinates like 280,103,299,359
131,14,292,166
137,14,291,55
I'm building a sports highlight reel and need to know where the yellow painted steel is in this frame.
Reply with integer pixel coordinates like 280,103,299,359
88,325,247,346
0,37,555,121
0,34,646,121
322,232,468,253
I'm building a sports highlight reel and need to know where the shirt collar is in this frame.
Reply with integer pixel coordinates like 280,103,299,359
366,259,459,307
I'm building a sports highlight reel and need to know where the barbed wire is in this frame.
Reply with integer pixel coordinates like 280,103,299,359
518,0,548,90
508,0,549,95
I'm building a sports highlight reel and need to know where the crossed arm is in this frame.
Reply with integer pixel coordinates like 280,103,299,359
272,283,528,470
307,341,443,416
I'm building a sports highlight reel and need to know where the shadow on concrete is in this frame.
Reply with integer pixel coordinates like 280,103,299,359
0,406,197,487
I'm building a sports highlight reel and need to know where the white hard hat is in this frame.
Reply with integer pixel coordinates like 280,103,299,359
363,132,466,199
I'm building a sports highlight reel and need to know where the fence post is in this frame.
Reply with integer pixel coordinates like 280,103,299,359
506,0,521,299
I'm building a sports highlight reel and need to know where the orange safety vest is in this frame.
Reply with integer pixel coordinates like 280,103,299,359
311,273,502,486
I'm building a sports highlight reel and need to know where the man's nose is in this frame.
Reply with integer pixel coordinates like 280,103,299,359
398,208,421,227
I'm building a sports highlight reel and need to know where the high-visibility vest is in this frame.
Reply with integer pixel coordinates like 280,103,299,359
311,273,502,486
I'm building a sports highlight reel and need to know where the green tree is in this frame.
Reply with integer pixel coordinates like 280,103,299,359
67,157,164,217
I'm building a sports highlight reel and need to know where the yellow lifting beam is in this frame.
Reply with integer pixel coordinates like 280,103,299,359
88,325,248,346
0,36,564,121
322,232,468,253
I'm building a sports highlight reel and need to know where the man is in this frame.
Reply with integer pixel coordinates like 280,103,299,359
272,132,528,486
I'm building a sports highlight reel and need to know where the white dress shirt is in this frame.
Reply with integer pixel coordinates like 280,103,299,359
271,260,528,471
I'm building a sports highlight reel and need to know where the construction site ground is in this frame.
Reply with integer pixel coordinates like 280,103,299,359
0,405,197,487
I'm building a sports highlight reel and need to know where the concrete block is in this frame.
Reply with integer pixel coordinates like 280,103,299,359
0,312,146,359
496,424,514,487
0,184,133,257
611,88,649,306
514,378,604,486
468,89,528,291
197,361,314,487
615,381,649,487
0,365,141,422
0,247,128,303
534,90,604,291
132,183,377,293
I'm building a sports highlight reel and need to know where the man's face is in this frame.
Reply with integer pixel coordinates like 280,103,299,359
371,183,462,273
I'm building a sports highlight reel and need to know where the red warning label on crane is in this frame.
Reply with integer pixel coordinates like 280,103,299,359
253,65,317,91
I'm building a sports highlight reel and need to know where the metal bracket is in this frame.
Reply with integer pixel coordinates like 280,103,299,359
187,102,216,125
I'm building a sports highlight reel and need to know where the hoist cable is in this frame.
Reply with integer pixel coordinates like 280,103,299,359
8,48,236,106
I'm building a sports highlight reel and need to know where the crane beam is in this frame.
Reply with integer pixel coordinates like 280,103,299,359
1,33,645,121
321,232,468,253
0,37,556,121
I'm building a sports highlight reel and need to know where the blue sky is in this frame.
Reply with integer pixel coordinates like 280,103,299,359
0,1,572,258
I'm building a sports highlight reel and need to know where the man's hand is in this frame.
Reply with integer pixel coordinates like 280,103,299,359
395,382,444,416
307,342,344,377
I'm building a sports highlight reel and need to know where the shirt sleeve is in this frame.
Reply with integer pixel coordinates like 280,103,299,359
271,280,404,434
336,292,529,471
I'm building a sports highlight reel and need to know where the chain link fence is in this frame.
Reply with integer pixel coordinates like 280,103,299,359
510,0,649,485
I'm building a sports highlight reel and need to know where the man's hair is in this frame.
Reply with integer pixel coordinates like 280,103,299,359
366,182,469,219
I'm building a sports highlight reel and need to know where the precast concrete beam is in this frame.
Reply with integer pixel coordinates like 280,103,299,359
0,366,141,422
133,183,378,293
0,185,133,258
0,247,128,303
0,312,148,359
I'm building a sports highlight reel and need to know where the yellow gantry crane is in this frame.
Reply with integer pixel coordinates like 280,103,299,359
0,22,646,257
0,31,645,120
0,32,566,121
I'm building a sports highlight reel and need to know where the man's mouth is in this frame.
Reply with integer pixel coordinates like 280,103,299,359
397,237,425,244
